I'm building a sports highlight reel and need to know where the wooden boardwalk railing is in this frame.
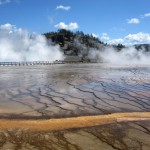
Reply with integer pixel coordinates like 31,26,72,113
0,61,93,66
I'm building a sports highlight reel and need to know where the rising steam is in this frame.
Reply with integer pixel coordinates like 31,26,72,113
1,23,149,64
0,24,63,62
100,46,150,64
73,36,150,64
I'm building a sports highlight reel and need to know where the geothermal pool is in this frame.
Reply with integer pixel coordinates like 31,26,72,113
0,63,150,149
0,63,150,119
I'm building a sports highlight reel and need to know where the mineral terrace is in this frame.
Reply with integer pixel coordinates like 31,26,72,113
0,63,150,150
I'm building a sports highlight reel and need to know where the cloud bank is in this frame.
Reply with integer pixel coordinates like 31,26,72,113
101,32,150,45
101,33,110,41
0,23,63,62
125,32,150,43
54,22,78,30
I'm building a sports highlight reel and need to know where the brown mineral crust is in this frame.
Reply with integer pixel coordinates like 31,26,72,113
0,112,149,131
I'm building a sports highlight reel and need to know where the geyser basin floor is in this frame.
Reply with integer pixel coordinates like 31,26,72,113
0,120,150,150
0,63,150,149
0,112,149,131
0,63,150,119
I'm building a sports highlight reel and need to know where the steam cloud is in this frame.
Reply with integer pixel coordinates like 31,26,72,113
2,23,149,64
100,46,150,64
0,24,63,62
73,37,150,64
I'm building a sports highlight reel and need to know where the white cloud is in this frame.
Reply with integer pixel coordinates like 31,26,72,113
125,32,150,43
100,33,124,45
144,13,150,17
101,33,110,41
100,32,150,45
128,18,140,24
108,38,124,45
127,13,150,24
54,22,78,30
92,33,98,38
56,5,71,11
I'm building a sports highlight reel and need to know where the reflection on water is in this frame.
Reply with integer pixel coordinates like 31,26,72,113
0,63,150,119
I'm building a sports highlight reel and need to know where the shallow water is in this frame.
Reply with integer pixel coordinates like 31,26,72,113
0,63,150,150
0,63,150,119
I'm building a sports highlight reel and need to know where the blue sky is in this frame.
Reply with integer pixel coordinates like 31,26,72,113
0,0,150,45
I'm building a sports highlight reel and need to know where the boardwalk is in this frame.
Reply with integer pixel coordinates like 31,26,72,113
0,60,93,66
0,61,55,66
0,61,66,66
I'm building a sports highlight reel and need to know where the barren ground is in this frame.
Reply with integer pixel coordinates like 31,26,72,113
0,63,150,149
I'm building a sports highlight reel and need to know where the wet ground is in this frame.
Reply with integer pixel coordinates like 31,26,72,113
0,120,149,150
0,63,150,149
0,63,150,119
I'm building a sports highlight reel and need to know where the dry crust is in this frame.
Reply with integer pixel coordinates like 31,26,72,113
0,112,149,131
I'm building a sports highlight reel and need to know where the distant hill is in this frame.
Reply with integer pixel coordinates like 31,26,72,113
44,29,104,53
134,44,150,52
44,29,120,61
43,29,150,62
